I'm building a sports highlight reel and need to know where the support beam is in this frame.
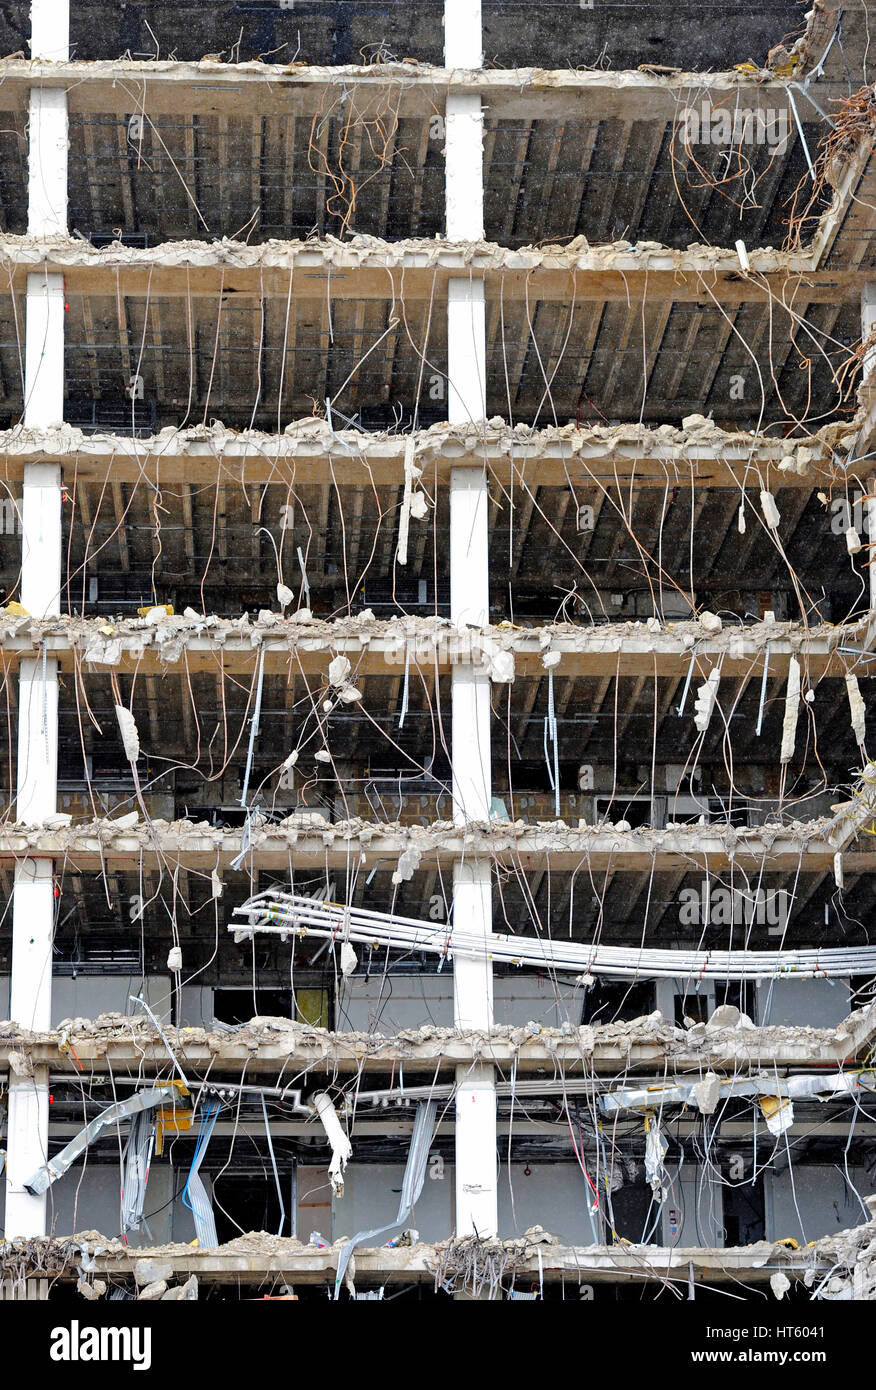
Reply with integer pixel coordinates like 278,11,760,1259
5,0,68,1240
0,59,845,125
0,421,840,488
445,0,496,1244
444,0,482,69
27,93,67,239
29,1,68,63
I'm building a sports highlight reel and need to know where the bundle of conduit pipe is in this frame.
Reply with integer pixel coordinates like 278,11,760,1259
231,890,876,981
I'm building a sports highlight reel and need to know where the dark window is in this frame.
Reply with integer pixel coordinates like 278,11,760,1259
213,989,292,1025
723,1174,765,1246
582,980,654,1026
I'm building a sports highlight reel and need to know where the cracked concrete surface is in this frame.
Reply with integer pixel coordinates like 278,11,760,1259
1,1003,874,1071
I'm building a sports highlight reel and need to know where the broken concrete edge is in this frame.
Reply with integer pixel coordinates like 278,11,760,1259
1,1003,874,1072
0,609,859,673
0,48,826,99
0,230,832,278
3,754,876,870
3,1214,873,1291
0,810,869,874
0,413,850,482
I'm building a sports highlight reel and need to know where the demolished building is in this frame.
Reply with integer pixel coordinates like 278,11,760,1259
0,0,875,1303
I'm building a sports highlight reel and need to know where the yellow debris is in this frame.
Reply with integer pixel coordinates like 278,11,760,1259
137,603,174,617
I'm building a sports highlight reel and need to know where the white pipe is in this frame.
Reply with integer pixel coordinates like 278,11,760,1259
232,893,876,981
312,1092,353,1197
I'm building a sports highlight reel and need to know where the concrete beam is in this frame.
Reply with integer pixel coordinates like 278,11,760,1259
0,613,856,679
0,1003,874,1073
0,1232,843,1289
0,810,867,874
0,420,839,488
0,60,840,122
0,236,865,299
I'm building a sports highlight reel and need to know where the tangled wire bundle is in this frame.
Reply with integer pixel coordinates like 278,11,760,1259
786,84,876,248
431,1233,544,1299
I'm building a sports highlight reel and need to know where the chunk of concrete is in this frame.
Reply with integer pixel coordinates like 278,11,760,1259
138,1279,168,1301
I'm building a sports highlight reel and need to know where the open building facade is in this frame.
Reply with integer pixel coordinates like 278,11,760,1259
0,0,875,1301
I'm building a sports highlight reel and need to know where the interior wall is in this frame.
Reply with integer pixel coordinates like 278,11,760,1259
661,1162,724,1247
757,978,852,1028
337,973,582,1033
0,973,171,1026
333,1161,454,1243
767,1165,873,1244
0,1163,197,1244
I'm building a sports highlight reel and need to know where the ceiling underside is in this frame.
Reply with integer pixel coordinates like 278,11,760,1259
0,289,855,433
49,111,827,250
0,474,865,622
0,107,831,251
0,658,863,817
1,858,872,967
41,665,856,773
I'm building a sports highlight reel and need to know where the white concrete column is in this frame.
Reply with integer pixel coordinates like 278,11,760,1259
450,461,496,1236
28,91,68,238
24,276,66,431
445,0,481,68
30,0,69,61
444,0,483,244
445,0,496,1243
450,459,493,1082
445,99,484,242
447,278,486,425
4,856,54,1234
5,0,68,1238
